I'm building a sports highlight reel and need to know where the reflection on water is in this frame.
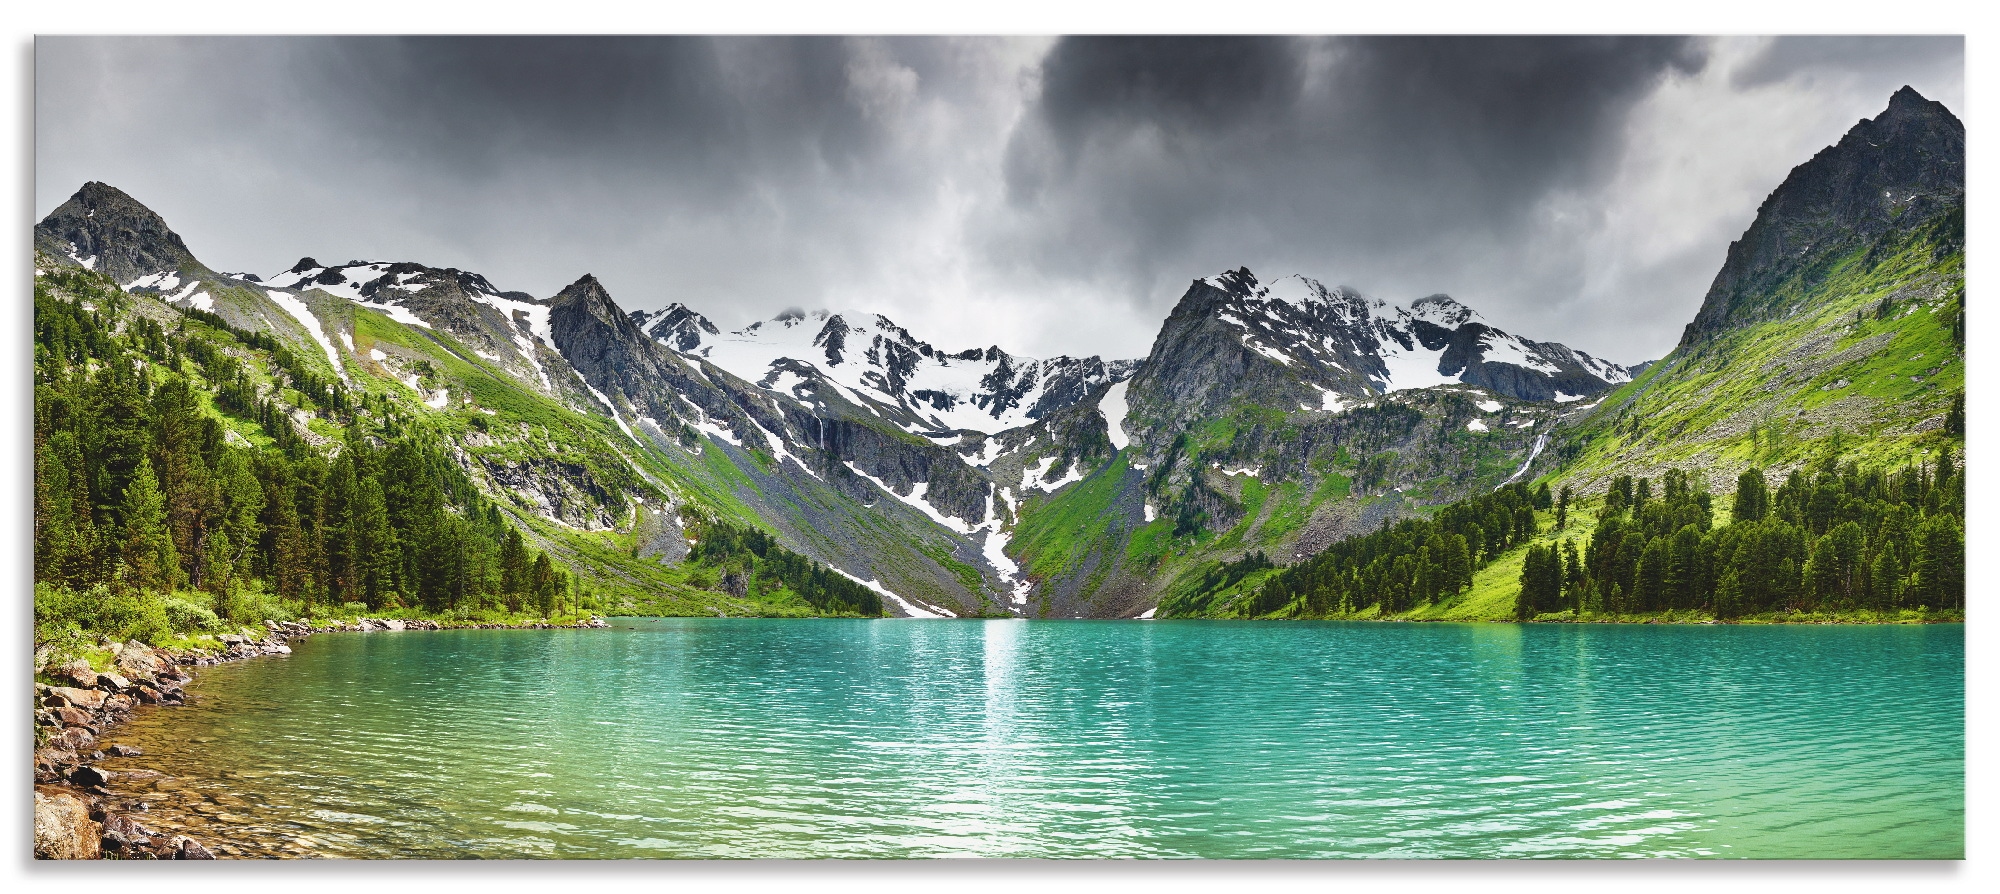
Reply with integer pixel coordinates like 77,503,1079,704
100,619,1963,859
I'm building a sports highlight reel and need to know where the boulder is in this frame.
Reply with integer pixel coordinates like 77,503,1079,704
113,640,164,681
383,619,406,631
71,764,113,788
103,694,134,713
53,727,97,752
55,706,95,728
107,744,143,757
97,672,132,691
34,789,102,859
174,836,216,860
48,686,107,709
101,812,152,854
218,634,249,646
52,660,99,688
134,686,162,704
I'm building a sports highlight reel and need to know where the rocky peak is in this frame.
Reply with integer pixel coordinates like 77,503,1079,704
552,275,624,328
630,303,721,353
1680,87,1964,346
34,182,200,285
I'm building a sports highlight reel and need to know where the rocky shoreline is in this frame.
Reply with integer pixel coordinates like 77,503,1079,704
32,615,609,860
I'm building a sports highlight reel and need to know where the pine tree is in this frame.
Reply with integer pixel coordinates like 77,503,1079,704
1732,469,1769,523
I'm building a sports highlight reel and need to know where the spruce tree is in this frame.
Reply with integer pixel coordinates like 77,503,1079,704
120,456,180,592
1732,469,1769,523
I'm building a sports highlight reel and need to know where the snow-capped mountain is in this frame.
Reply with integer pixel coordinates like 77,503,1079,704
637,305,1139,438
1188,267,1630,401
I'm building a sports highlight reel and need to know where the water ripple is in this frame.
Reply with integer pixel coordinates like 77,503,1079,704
98,620,1962,859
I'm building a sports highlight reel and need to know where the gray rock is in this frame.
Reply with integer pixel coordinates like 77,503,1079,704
97,671,132,691
52,660,98,688
48,686,106,709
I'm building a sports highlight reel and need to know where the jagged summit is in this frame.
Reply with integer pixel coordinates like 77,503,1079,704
1680,86,1964,346
34,181,199,285
648,304,1137,437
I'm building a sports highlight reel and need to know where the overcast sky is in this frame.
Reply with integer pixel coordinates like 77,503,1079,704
36,36,1962,365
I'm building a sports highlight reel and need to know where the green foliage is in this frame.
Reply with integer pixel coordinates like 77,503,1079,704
686,520,884,616
1170,482,1538,619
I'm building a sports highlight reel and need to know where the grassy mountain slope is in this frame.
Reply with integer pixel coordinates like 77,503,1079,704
1551,207,1963,496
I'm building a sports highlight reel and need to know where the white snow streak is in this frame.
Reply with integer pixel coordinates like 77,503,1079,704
266,290,347,382
1099,380,1132,451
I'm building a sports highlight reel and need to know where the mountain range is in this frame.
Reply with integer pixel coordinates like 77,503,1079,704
33,87,1963,619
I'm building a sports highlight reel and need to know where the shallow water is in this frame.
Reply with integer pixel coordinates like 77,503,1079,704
101,619,1962,859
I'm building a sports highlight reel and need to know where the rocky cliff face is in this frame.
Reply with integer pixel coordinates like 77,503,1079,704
1679,86,1965,347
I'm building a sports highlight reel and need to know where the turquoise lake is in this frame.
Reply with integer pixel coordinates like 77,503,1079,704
101,619,1963,859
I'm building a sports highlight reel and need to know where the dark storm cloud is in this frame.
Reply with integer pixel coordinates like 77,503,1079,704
992,36,1707,342
35,36,1963,363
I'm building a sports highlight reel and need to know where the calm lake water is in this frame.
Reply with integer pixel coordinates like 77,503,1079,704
101,619,1962,859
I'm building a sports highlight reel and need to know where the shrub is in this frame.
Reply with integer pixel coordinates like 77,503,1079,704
34,582,174,646
161,593,224,633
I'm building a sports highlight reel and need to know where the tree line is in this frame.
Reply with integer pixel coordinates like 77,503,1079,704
1520,458,1963,618
1234,481,1552,617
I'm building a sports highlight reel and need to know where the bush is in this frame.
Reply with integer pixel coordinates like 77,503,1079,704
34,581,172,646
161,593,223,633
214,580,296,625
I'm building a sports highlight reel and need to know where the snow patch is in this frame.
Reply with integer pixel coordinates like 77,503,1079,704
1144,503,1157,523
1313,385,1348,413
830,568,950,618
425,389,450,409
1477,332,1561,375
1553,392,1585,403
185,292,213,312
1476,399,1503,413
1466,419,1489,432
583,382,638,442
370,348,388,362
266,290,347,381
1137,608,1157,620
1099,380,1132,451
1375,336,1457,393
1499,433,1549,487
1246,340,1293,366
